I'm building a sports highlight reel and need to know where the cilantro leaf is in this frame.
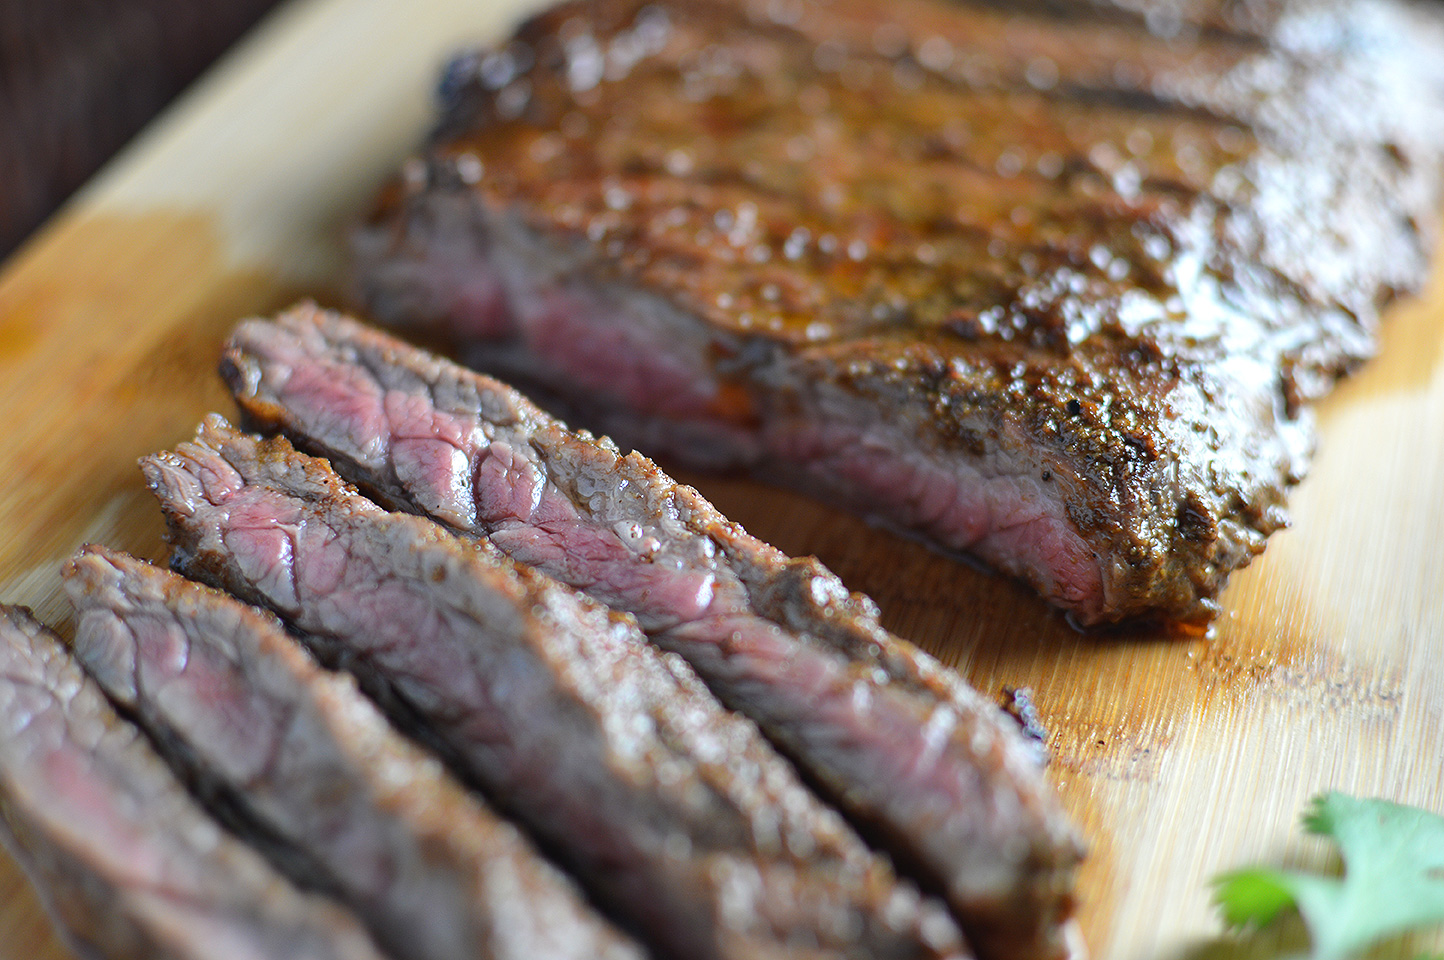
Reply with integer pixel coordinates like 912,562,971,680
1212,793,1444,960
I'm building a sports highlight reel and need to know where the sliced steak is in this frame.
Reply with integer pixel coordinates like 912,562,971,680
224,303,1084,960
141,415,970,960
0,605,386,960
351,0,1444,625
62,544,646,960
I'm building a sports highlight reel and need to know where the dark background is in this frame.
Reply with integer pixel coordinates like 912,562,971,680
0,0,283,258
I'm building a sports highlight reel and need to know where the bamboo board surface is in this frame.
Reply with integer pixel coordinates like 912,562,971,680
0,0,1441,957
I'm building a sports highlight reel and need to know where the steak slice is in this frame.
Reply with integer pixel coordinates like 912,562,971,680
0,605,386,960
62,544,646,960
141,415,970,960
351,0,1444,624
224,303,1084,960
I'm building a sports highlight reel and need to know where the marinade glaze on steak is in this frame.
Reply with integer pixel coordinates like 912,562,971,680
353,0,1444,624
62,545,646,960
225,303,1084,960
0,606,387,960
143,416,969,960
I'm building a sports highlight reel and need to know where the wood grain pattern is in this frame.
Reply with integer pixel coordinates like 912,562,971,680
0,0,1440,957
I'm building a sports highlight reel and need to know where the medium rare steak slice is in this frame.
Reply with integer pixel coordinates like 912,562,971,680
0,606,386,960
62,545,645,960
142,416,969,960
224,303,1084,960
352,0,1444,624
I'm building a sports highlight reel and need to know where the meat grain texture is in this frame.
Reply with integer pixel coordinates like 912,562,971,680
0,606,387,960
225,303,1084,960
353,0,1444,624
62,544,647,960
143,416,970,960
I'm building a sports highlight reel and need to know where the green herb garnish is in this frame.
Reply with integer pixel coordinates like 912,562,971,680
1213,793,1444,959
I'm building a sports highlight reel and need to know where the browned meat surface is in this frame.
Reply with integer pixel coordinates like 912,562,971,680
143,416,970,960
0,605,387,960
353,0,1444,624
63,545,647,960
225,303,1084,960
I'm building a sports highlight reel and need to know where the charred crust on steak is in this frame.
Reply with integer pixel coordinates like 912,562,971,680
354,0,1444,623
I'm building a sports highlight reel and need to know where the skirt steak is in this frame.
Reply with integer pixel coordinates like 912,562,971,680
223,302,1084,960
0,606,386,960
143,416,969,960
62,545,647,960
352,0,1444,624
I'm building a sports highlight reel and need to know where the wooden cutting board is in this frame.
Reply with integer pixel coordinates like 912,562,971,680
0,0,1440,956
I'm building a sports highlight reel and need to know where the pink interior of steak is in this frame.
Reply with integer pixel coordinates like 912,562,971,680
0,608,387,960
225,306,1086,960
146,419,971,960
63,545,649,960
357,218,1110,619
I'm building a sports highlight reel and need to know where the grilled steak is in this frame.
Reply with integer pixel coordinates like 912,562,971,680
352,0,1444,624
142,415,970,960
62,544,646,960
0,605,386,960
224,303,1084,960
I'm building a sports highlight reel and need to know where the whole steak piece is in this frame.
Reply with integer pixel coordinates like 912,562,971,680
0,606,387,960
224,303,1084,960
353,0,1444,624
